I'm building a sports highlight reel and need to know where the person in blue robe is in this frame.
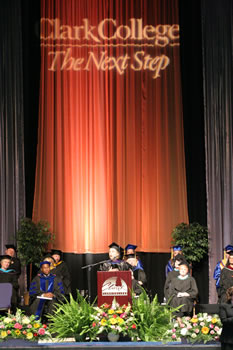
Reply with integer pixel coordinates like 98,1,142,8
213,245,233,300
29,261,64,321
125,253,147,295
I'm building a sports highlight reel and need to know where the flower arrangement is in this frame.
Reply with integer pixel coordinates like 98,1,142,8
0,309,51,341
165,313,222,344
91,298,138,340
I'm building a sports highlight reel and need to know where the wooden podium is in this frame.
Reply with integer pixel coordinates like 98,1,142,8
97,271,132,306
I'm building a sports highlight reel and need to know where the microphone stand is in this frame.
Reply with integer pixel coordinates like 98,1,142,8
82,259,109,304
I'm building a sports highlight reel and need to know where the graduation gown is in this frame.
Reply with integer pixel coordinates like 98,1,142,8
131,265,147,295
169,275,198,315
100,259,130,271
0,269,19,306
53,260,71,295
29,273,64,319
219,266,233,303
10,257,21,278
164,269,179,301
219,303,233,348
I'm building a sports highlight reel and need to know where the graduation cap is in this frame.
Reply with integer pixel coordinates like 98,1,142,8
125,253,136,259
0,255,12,261
109,242,122,253
40,261,51,267
5,244,17,252
171,245,182,259
224,245,233,252
125,244,137,252
51,249,62,256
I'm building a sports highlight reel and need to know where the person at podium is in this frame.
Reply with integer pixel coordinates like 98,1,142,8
100,242,129,271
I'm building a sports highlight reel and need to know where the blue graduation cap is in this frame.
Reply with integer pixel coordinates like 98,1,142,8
224,245,233,252
125,244,137,252
172,245,182,251
40,261,51,267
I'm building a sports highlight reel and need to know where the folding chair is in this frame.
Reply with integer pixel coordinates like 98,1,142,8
0,283,13,313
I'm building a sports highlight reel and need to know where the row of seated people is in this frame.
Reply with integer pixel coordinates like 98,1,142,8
166,244,233,304
0,246,71,313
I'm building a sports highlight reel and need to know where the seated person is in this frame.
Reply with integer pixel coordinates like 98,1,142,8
5,244,21,278
0,255,19,310
43,255,56,270
213,244,233,299
125,253,147,295
219,251,233,303
219,286,233,350
168,262,198,319
124,244,144,269
100,242,129,271
29,261,64,320
164,254,187,302
50,249,71,296
165,245,183,276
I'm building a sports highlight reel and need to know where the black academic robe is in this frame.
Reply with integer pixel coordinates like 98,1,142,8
169,275,198,315
10,257,21,278
219,267,233,303
100,259,130,271
29,273,64,319
219,303,233,349
0,269,19,306
164,269,179,301
131,267,147,295
53,261,71,295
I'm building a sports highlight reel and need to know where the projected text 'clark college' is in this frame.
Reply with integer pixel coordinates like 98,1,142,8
40,18,180,79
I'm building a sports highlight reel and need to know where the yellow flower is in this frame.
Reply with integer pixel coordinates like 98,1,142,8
26,332,33,339
1,331,7,339
201,326,209,334
110,318,117,325
116,309,123,314
33,323,40,328
191,317,198,323
117,318,124,325
100,318,107,326
108,309,114,315
15,329,21,336
211,318,217,324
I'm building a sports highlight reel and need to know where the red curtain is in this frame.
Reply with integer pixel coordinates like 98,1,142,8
33,0,188,253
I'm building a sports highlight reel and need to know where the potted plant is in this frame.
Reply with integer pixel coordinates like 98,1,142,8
164,313,222,343
91,298,138,341
171,222,209,266
16,217,53,304
47,292,97,342
132,289,179,341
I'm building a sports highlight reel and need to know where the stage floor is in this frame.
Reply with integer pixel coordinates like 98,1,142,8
0,340,221,350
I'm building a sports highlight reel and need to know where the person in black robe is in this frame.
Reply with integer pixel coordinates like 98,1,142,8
100,242,129,271
29,261,64,321
125,253,147,295
164,254,187,302
219,252,233,303
219,286,233,350
5,244,21,278
51,249,71,296
0,255,19,311
168,262,198,318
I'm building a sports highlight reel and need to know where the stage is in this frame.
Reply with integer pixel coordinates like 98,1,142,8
0,340,221,350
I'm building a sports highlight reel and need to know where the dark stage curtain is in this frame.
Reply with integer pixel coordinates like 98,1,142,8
201,0,233,303
0,1,25,252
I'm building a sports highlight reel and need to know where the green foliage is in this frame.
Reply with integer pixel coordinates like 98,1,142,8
47,292,97,341
171,222,209,265
132,290,179,341
16,217,53,267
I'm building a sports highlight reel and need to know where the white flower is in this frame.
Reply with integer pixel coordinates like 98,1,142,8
3,317,12,324
217,329,222,335
174,322,179,328
22,316,31,325
198,317,204,321
181,328,188,336
191,333,197,338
